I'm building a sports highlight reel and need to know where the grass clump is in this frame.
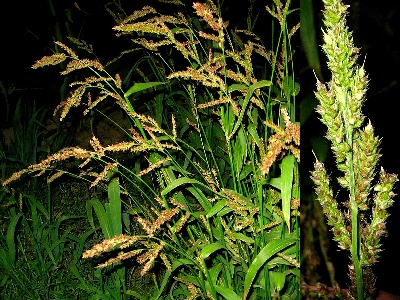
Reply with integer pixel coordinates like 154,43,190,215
2,0,300,298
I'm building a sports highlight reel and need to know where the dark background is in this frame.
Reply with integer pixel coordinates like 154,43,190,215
0,0,277,106
300,0,400,295
1,0,128,104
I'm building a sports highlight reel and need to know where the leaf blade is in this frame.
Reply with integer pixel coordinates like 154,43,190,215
243,238,297,299
124,82,166,98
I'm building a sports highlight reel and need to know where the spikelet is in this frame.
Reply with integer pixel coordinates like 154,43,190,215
138,158,170,177
120,6,157,24
55,41,78,59
277,252,300,268
90,162,118,188
193,161,219,192
174,211,191,233
198,31,220,43
223,68,250,86
185,117,200,133
265,0,290,27
159,253,172,272
170,198,185,210
47,171,65,183
56,85,86,121
67,36,94,54
104,141,136,152
90,136,105,157
230,29,244,50
96,249,143,268
158,0,184,5
260,108,299,175
197,97,230,109
137,216,153,236
289,22,300,39
114,18,168,35
311,158,351,250
32,53,67,69
137,241,165,275
2,147,92,186
167,67,223,89
82,234,139,259
171,114,177,140
134,38,173,52
60,58,104,75
233,217,254,231
148,208,179,236
192,2,223,32
262,220,282,231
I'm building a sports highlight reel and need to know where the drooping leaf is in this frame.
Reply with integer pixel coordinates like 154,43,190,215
243,238,297,299
215,285,241,300
229,80,271,139
108,177,122,235
281,155,295,231
124,81,166,98
201,242,225,260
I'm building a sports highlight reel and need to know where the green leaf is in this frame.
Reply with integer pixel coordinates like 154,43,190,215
6,212,22,265
206,199,228,218
243,238,297,299
0,248,13,271
281,155,295,231
270,271,287,292
227,83,247,93
247,123,260,147
87,199,112,239
217,207,233,217
239,165,254,181
70,265,100,293
214,285,241,300
208,263,223,285
233,127,247,176
201,242,225,260
187,187,212,212
108,177,122,235
233,232,254,244
300,0,323,81
282,76,300,99
149,269,172,300
125,290,148,300
220,105,235,137
268,177,281,190
124,82,166,98
161,177,207,196
300,94,318,126
73,228,97,265
172,259,195,271
229,80,271,139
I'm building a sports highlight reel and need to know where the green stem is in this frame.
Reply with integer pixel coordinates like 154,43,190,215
344,92,363,299
348,140,363,299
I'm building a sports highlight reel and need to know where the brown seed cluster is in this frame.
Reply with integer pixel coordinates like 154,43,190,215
261,108,300,175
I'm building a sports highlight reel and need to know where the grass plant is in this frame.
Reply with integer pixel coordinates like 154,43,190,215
0,196,82,299
2,0,300,298
0,96,98,299
307,0,398,298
